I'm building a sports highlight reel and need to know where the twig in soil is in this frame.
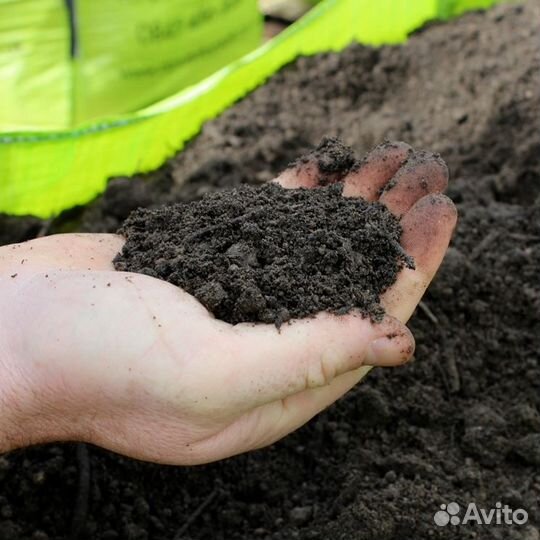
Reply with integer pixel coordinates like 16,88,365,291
507,233,540,243
174,489,218,540
444,353,461,394
71,443,91,540
449,423,456,447
470,230,500,261
416,300,459,396
434,353,451,398
418,301,439,325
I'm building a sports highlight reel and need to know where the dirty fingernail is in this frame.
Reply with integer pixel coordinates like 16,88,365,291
365,334,415,367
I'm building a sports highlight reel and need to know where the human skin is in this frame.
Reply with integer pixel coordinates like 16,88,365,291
0,142,456,464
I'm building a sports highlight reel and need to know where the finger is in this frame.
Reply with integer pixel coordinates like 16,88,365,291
0,234,124,277
341,140,413,199
382,194,457,321
219,312,414,411
186,365,371,464
379,151,448,217
274,137,357,189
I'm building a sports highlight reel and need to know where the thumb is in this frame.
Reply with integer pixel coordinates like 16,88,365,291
222,312,414,411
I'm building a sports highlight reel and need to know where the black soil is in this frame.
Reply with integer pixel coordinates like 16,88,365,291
289,136,358,185
1,2,539,539
114,168,412,325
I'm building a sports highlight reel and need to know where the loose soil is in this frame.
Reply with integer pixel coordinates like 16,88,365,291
114,155,413,325
1,2,539,539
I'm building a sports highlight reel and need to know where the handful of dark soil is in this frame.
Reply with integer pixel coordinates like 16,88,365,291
114,180,413,325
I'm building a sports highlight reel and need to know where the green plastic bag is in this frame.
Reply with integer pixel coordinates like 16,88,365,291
0,0,506,217
72,0,262,124
0,0,262,128
0,0,70,130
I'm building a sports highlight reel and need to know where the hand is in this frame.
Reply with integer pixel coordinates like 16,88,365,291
0,141,456,464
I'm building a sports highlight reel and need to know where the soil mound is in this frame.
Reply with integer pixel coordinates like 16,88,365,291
114,162,412,325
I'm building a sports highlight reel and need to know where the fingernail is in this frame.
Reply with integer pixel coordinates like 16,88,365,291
365,334,414,367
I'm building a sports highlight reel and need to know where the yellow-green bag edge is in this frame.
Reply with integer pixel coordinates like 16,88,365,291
0,0,506,217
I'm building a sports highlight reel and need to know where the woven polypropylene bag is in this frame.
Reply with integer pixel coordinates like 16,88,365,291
0,0,506,217
0,0,262,130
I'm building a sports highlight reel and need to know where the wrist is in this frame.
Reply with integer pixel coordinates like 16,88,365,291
0,333,33,452
0,286,74,452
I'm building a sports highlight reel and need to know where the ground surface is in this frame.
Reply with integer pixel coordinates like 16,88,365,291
1,1,539,539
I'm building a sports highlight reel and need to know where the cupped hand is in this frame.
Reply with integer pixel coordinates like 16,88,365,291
0,141,456,464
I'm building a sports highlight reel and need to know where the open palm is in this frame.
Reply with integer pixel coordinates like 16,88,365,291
0,141,455,464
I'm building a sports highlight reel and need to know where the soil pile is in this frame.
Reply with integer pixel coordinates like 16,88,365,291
0,2,539,540
114,165,412,325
